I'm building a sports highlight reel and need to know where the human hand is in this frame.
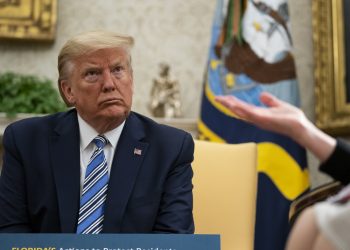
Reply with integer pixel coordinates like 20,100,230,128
215,92,309,141
215,92,337,161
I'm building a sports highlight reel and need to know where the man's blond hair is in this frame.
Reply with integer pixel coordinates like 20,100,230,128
57,30,134,105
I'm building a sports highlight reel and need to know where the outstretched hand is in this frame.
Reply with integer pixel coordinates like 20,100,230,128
215,92,307,139
215,92,336,162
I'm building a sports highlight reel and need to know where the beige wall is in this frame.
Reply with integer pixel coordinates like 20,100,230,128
0,0,332,187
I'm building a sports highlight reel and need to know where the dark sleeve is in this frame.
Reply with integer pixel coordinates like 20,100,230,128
319,138,350,185
0,125,32,232
153,133,195,234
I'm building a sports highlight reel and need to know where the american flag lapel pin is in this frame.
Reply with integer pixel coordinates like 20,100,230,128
134,148,142,156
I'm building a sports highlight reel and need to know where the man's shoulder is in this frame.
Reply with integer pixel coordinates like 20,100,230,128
129,111,190,137
5,109,75,133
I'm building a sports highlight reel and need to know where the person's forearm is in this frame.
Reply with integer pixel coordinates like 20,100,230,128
294,120,336,163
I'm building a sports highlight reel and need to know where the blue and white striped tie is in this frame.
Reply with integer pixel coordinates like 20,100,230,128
77,135,109,234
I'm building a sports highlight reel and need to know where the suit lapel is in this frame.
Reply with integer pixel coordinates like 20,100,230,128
50,110,81,233
103,112,149,232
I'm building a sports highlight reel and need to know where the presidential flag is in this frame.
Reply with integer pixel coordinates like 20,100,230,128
198,0,310,249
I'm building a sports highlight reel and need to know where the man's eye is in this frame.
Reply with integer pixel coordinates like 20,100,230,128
84,70,100,81
86,70,99,76
112,66,124,75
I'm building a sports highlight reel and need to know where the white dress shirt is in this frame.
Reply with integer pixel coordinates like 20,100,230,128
77,114,125,195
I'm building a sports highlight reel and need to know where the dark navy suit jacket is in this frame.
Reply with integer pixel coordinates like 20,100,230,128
0,109,194,233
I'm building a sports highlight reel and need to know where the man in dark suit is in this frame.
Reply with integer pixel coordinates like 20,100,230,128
0,31,194,233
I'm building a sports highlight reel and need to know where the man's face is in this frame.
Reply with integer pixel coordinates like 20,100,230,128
61,48,133,131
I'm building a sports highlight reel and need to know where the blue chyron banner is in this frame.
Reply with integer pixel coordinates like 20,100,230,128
198,0,309,249
0,234,220,250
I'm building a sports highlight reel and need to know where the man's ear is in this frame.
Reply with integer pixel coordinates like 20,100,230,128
60,80,75,106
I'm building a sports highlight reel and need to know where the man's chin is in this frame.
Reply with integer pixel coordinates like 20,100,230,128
101,107,130,119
